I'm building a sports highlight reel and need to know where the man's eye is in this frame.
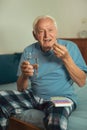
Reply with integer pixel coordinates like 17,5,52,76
49,29,53,32
38,30,44,33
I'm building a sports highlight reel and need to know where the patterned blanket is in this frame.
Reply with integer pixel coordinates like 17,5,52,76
0,89,53,130
0,89,34,130
0,89,75,130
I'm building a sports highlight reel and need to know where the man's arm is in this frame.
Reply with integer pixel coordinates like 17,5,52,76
17,75,29,91
53,43,86,87
63,55,86,87
17,61,34,91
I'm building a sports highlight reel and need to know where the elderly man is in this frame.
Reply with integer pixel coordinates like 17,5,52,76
17,15,87,130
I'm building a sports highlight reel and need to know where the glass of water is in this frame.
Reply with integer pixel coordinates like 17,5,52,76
25,52,39,76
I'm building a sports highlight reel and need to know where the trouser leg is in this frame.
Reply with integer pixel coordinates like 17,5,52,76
43,106,60,130
43,103,75,130
59,104,75,130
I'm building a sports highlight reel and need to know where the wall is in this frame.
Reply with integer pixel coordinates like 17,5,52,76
0,0,87,53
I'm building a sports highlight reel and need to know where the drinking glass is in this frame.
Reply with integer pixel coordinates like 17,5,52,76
25,52,39,76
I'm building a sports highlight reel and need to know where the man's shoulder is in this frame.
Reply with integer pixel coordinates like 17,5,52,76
24,42,39,50
58,38,75,45
57,38,78,49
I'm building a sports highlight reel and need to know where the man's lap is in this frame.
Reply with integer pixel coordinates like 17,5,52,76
15,109,45,129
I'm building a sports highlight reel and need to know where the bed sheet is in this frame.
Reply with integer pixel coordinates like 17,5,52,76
0,82,17,90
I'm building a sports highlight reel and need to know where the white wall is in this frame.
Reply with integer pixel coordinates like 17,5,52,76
0,0,87,53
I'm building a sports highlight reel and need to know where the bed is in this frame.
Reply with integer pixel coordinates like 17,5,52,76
0,45,87,130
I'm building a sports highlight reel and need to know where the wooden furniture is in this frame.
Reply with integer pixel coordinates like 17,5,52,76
62,38,87,64
8,117,42,130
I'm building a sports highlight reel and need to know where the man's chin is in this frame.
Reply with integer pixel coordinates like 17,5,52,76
43,46,52,52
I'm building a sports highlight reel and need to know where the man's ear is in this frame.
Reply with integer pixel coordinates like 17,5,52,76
32,31,38,40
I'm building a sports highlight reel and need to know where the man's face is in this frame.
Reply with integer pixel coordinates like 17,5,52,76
33,18,58,52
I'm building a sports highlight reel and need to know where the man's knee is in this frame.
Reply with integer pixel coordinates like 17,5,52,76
15,109,45,128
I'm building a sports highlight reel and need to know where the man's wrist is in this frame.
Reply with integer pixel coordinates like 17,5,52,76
63,55,72,64
21,74,28,80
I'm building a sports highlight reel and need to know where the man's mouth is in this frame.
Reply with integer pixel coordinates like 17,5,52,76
44,39,52,42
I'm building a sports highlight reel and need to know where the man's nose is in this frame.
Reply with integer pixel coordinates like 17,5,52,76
44,31,49,37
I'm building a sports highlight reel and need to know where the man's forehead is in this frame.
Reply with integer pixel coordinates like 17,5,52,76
37,19,55,29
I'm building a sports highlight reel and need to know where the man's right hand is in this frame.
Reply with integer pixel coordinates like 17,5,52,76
21,61,34,78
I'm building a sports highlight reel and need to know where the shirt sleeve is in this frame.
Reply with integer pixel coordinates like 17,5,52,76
69,42,87,73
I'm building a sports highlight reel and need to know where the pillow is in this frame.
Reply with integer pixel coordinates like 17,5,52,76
0,53,22,84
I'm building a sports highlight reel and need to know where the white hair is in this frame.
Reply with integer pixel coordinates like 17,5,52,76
33,15,57,34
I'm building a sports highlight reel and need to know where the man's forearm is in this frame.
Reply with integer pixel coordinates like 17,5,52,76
17,74,29,91
63,56,86,87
